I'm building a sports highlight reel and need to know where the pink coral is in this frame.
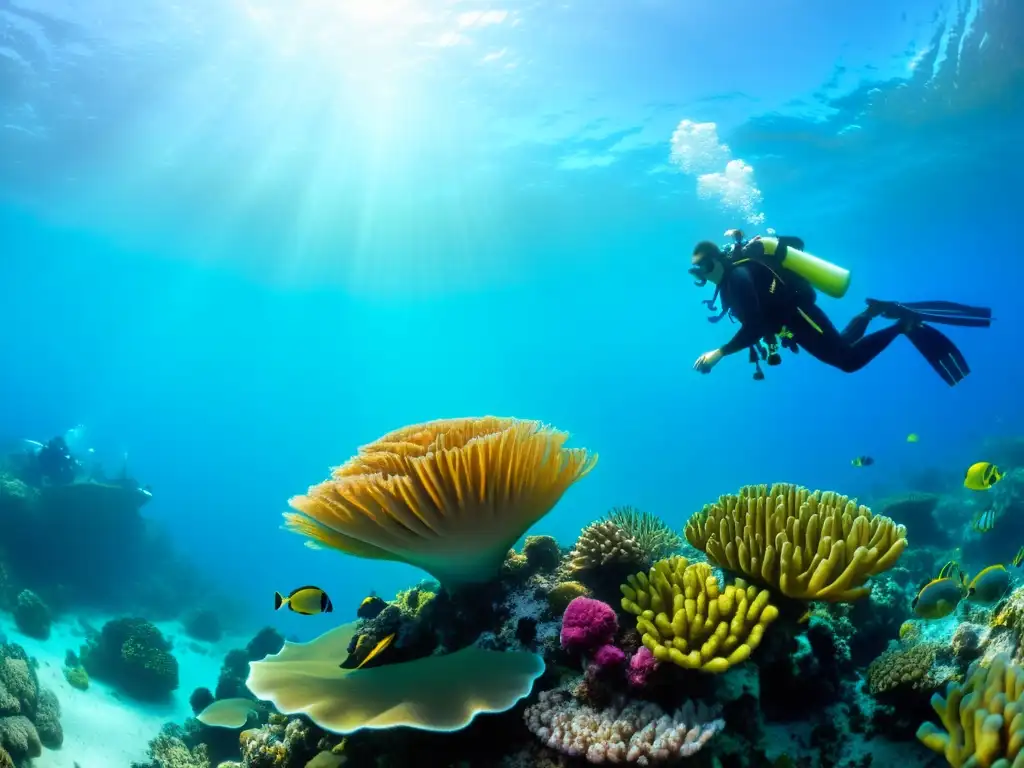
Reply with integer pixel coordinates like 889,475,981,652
561,597,618,653
524,688,723,764
627,647,659,688
593,644,625,668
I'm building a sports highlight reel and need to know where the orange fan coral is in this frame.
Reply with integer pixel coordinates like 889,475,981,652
285,417,598,587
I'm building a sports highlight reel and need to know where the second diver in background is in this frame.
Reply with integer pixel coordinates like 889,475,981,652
689,230,992,386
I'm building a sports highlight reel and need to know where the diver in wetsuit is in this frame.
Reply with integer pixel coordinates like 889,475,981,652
689,233,992,386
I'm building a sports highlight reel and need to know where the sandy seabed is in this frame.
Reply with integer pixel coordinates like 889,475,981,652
1,614,246,768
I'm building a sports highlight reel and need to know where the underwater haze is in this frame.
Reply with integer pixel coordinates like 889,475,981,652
1,0,1023,765
2,0,1022,631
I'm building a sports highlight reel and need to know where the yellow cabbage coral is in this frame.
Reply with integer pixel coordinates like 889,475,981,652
918,652,1024,767
285,417,597,587
684,483,907,601
620,556,779,673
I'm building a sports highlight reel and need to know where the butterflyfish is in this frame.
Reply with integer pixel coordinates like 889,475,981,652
274,586,333,615
964,462,1003,491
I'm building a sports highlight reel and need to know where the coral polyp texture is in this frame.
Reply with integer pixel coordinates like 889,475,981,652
284,416,597,587
605,506,683,563
867,641,954,696
567,520,644,572
684,483,908,601
620,556,779,673
917,652,1024,767
524,688,723,764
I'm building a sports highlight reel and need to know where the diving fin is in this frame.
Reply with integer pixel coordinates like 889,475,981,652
865,299,992,328
905,323,970,387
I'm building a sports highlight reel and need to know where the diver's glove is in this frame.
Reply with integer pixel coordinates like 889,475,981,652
693,348,723,373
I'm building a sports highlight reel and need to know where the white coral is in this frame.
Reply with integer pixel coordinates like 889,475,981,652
524,689,723,765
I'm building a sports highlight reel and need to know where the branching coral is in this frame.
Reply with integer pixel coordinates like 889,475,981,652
684,483,907,601
285,417,597,587
524,688,723,764
606,507,683,562
620,556,778,673
917,652,1024,767
567,521,644,573
866,642,953,696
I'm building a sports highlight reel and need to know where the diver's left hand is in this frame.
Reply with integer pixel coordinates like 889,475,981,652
693,348,723,373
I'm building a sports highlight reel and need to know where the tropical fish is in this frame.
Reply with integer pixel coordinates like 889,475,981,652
851,456,875,468
966,565,1012,604
353,633,396,670
937,560,963,582
912,568,967,620
907,433,920,443
196,698,258,729
971,508,997,534
964,462,1003,491
274,586,333,615
357,594,387,620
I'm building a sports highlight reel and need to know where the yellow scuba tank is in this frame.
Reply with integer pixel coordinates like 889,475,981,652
760,236,851,299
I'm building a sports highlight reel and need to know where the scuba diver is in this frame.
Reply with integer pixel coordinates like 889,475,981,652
35,435,80,485
689,230,991,386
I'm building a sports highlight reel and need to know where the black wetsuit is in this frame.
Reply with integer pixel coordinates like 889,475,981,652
717,237,902,372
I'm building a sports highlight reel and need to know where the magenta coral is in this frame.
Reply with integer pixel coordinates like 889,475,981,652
560,597,618,653
627,647,659,688
592,644,626,668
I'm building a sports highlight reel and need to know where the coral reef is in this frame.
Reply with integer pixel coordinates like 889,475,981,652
0,445,217,621
605,506,683,563
621,556,779,672
283,417,597,587
567,520,644,573
685,483,908,601
0,641,63,763
560,596,618,654
524,688,723,763
12,590,50,640
131,729,210,768
918,652,1024,766
867,641,954,696
547,581,591,614
215,627,285,700
132,461,1011,768
80,617,179,701
182,609,223,643
63,664,89,691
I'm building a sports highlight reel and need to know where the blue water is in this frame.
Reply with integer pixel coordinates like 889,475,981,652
0,0,1021,643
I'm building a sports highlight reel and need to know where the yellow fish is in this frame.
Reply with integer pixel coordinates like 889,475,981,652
964,462,1003,491
274,586,333,615
355,633,396,670
912,568,967,620
907,433,919,443
972,508,997,534
966,565,1012,604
